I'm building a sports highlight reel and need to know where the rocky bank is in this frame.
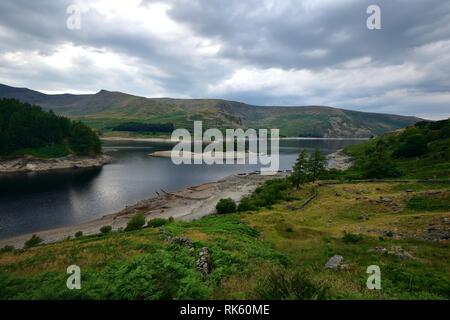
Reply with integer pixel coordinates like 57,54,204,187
0,154,112,173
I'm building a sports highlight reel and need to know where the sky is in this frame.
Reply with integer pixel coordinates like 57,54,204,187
0,0,449,120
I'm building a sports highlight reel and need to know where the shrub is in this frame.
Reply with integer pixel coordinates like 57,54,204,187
0,245,15,253
254,268,328,300
216,198,237,214
125,213,146,231
24,234,43,248
358,142,402,179
237,196,255,212
342,232,363,244
393,134,428,158
147,218,169,228
74,231,83,238
100,225,112,234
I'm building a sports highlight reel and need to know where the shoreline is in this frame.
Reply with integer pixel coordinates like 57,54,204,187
101,136,369,143
0,154,112,173
0,171,287,248
326,149,354,171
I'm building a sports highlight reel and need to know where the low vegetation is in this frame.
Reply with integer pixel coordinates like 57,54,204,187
216,198,237,214
1,179,448,299
100,226,112,234
345,118,450,179
124,213,146,231
24,234,43,249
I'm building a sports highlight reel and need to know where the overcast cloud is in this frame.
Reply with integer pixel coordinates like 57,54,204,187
0,0,449,119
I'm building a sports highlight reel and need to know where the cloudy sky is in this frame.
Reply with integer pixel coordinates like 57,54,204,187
0,0,449,119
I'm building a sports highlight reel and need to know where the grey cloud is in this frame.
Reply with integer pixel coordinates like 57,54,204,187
0,0,449,119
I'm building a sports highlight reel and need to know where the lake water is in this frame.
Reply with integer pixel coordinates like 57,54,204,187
0,139,362,239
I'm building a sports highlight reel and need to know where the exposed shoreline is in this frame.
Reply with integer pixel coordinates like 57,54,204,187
0,171,287,248
0,154,112,173
102,136,369,143
326,149,354,171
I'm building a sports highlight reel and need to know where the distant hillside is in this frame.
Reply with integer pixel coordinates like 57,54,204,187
0,83,422,138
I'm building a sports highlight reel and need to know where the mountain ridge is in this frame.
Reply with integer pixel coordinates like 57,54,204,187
0,83,422,138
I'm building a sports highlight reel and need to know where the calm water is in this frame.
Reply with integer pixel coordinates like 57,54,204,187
0,139,362,239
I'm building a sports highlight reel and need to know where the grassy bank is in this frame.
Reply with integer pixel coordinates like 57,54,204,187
1,180,448,299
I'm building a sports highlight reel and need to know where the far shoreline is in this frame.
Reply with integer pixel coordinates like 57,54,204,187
101,136,369,143
0,154,112,174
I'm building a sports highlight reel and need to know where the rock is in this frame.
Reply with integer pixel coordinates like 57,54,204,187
325,255,344,270
405,189,414,193
172,236,193,249
388,246,415,260
370,246,388,254
197,247,212,277
358,214,369,221
380,197,393,203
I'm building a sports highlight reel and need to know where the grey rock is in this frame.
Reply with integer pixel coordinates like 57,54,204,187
325,255,344,270
172,236,193,248
197,247,212,277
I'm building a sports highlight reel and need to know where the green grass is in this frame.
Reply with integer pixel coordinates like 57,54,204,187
0,181,448,300
406,193,450,211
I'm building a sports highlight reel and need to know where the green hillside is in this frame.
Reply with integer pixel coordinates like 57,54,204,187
0,99,101,158
0,84,421,138
344,118,450,179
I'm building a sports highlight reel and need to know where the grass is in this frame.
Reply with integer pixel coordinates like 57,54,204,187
0,181,448,299
406,192,450,211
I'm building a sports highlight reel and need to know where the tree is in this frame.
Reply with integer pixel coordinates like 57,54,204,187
0,99,101,157
216,198,237,214
307,148,326,182
360,141,401,179
290,150,309,189
393,134,428,158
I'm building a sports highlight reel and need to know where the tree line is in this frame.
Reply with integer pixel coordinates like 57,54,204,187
0,99,101,157
112,122,175,133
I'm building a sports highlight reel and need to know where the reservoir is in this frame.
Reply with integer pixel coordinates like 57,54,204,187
0,139,362,239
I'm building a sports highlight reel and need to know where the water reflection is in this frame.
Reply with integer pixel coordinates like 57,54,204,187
0,139,362,239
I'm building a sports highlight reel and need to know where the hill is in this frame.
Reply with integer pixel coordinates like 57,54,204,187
344,118,450,179
0,84,421,138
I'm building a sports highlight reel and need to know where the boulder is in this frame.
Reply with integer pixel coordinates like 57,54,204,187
325,255,344,270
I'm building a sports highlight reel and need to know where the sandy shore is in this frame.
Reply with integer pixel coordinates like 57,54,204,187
0,171,287,248
0,154,112,173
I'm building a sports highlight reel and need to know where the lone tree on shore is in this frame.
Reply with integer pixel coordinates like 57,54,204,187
290,150,309,189
308,148,326,182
